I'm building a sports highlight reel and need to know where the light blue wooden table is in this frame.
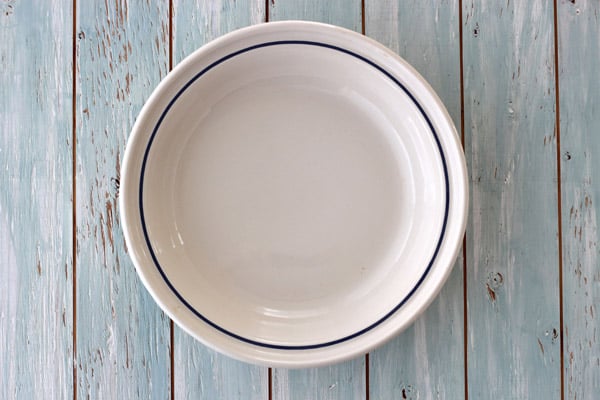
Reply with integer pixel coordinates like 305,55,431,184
1,0,599,398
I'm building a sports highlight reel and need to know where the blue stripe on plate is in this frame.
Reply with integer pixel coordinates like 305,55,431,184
138,40,450,350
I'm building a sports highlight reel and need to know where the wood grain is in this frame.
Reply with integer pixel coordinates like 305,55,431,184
5,1,598,398
0,1,73,398
273,362,365,400
268,1,365,399
364,2,465,397
75,1,171,398
269,0,362,31
558,0,600,398
171,2,269,399
463,0,561,398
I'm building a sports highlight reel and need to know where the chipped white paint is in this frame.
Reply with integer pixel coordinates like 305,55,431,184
173,0,265,60
273,362,365,400
463,0,561,398
0,0,73,399
76,1,170,398
0,205,20,398
269,0,362,31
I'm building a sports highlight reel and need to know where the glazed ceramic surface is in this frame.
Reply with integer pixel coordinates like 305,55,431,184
120,21,468,367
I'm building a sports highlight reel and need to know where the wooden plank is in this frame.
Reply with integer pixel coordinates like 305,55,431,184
0,1,73,398
173,0,265,63
558,1,600,398
365,2,464,398
268,1,365,400
273,363,365,400
171,1,269,399
269,0,362,31
75,1,171,398
463,1,561,398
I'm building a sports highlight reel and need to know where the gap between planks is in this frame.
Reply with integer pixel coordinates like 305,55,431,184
265,2,273,399
361,3,368,398
168,1,175,399
458,0,468,399
72,0,78,399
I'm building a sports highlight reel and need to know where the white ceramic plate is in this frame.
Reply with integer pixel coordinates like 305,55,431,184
120,21,468,367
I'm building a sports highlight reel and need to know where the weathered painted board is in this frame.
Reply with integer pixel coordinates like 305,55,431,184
5,1,592,398
272,363,365,400
463,1,561,398
558,1,600,398
171,1,269,399
269,0,362,32
268,1,366,399
76,1,171,398
365,1,465,398
0,1,73,398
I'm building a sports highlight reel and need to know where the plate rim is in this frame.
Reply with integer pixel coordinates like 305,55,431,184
120,20,468,367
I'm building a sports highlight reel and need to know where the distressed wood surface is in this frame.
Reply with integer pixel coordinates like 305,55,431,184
463,1,561,398
365,1,465,398
75,1,171,398
558,0,600,398
268,1,366,400
0,1,73,399
269,0,362,31
273,363,365,400
171,1,269,399
7,0,600,399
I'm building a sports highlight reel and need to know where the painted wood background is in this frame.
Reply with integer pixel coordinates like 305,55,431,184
1,0,599,399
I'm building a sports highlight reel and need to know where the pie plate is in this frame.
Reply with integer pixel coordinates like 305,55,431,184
120,21,468,368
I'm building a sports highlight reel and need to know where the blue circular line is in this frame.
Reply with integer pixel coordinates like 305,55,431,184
139,40,450,350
